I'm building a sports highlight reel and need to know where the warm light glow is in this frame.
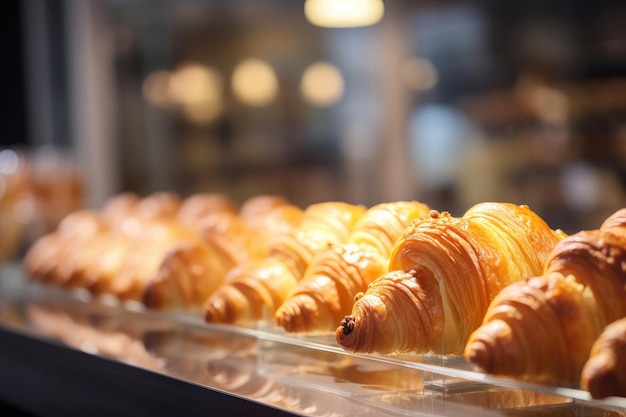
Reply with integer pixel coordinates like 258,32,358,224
300,62,344,106
168,62,223,106
401,57,438,91
231,59,278,107
142,70,172,108
167,62,224,125
182,99,223,125
305,0,385,28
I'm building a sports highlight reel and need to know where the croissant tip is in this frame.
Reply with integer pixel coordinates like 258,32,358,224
203,298,227,323
582,372,614,400
142,288,158,309
339,315,356,336
276,300,314,333
464,339,492,373
274,308,295,332
581,354,624,399
142,276,167,309
464,342,488,368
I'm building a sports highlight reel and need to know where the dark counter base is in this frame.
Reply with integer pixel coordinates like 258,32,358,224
0,328,297,417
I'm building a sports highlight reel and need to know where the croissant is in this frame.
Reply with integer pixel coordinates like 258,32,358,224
142,200,303,310
99,191,140,224
464,208,626,388
581,317,626,399
23,209,109,285
237,194,293,221
24,192,220,299
200,202,304,264
203,201,366,325
336,202,566,355
130,191,181,220
174,192,238,228
274,201,430,334
97,219,196,300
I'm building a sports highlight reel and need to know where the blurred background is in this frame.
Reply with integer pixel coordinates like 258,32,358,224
2,0,626,259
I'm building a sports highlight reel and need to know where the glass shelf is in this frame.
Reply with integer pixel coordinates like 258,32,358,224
1,262,626,417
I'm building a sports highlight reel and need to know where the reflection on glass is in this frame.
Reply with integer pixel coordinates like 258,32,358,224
231,59,278,107
304,0,385,28
300,62,344,107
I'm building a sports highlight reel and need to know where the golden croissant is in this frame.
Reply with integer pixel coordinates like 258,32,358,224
464,208,626,389
23,208,109,285
275,201,430,334
336,202,566,355
581,316,626,399
203,201,367,325
105,194,297,303
103,192,218,300
24,192,240,302
142,199,303,310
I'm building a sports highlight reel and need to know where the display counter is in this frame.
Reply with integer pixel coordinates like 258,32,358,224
1,263,626,417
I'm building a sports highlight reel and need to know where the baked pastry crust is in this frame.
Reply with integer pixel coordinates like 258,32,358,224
275,201,430,334
465,208,626,389
336,202,565,355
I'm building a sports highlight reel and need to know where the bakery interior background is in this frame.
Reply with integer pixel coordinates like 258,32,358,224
2,0,626,257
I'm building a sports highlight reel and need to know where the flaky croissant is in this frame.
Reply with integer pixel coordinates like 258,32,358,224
580,317,626,399
142,199,303,310
97,219,196,300
203,202,366,325
24,192,236,302
23,209,109,284
275,201,430,334
336,202,566,355
174,192,238,228
464,208,626,388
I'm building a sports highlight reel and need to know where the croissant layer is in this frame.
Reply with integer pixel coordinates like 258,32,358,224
203,202,367,325
275,201,431,334
275,244,388,333
464,272,598,384
23,192,302,309
464,208,626,391
142,242,230,309
336,202,565,355
581,317,626,399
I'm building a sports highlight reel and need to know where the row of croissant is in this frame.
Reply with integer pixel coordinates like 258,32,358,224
22,191,626,400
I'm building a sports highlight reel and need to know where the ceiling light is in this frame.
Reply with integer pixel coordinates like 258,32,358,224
304,0,385,28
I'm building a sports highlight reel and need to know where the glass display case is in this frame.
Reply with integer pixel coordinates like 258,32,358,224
4,1,626,415
2,262,626,417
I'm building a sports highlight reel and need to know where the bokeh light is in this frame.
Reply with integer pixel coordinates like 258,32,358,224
304,0,385,28
142,62,225,125
168,62,224,124
231,59,279,107
300,62,344,106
